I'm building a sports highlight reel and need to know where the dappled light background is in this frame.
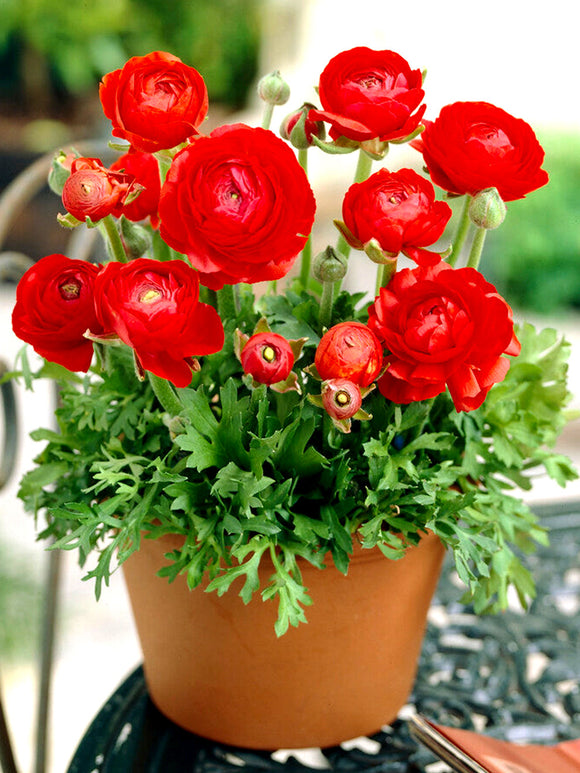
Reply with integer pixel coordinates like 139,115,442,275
0,2,578,771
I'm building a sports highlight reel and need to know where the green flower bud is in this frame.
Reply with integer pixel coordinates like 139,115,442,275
48,150,74,195
280,103,325,149
468,187,506,230
120,216,151,259
257,70,290,106
312,246,348,283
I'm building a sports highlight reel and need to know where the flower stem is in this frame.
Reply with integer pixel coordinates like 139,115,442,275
354,149,374,184
148,372,183,416
374,256,398,297
466,227,487,270
99,215,128,263
448,195,472,267
261,103,275,130
319,280,334,330
298,148,312,288
333,149,375,299
217,283,237,320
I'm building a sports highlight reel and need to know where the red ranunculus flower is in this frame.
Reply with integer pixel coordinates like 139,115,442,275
309,47,426,143
241,332,295,385
413,101,549,201
110,149,161,227
93,258,224,387
158,124,316,289
62,157,135,222
315,322,383,387
12,254,102,372
99,51,208,153
341,168,452,266
367,262,521,412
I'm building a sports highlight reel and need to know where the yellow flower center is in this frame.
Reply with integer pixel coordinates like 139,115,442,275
336,390,350,406
262,345,276,363
140,289,162,304
59,281,81,300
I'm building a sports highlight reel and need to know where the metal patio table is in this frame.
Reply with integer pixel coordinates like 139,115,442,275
66,501,580,772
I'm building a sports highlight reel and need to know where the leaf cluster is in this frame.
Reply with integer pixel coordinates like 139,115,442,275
12,289,578,634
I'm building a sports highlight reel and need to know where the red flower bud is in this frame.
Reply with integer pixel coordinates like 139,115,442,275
62,157,134,222
280,104,325,149
315,322,383,387
241,332,295,385
321,379,362,421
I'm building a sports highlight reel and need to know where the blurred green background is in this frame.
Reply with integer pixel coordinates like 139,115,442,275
0,0,261,114
483,131,580,315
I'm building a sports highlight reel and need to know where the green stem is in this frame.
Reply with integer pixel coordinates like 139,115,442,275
354,148,374,184
261,103,275,130
217,283,237,321
99,215,128,263
466,227,487,270
299,237,312,289
298,148,312,288
319,280,334,330
148,373,183,416
448,195,472,267
374,256,398,297
333,150,374,299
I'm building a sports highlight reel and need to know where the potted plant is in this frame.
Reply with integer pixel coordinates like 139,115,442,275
6,47,577,749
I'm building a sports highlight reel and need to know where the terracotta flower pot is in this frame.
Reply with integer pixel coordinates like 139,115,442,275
122,530,445,749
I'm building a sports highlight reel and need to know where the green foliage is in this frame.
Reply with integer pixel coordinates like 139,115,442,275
11,281,578,634
0,0,260,106
482,131,580,313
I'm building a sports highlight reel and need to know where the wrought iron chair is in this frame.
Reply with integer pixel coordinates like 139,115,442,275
0,144,105,773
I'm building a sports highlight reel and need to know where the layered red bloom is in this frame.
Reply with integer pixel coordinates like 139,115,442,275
93,258,224,387
158,124,316,289
367,262,521,412
241,333,295,385
99,51,208,153
315,322,383,387
62,157,134,222
12,254,102,372
110,150,161,227
413,101,548,201
309,47,425,143
341,168,452,266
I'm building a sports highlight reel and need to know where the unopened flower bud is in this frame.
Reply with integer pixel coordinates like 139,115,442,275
257,70,290,106
312,246,348,283
48,150,75,195
120,216,151,259
315,321,383,386
321,378,362,421
280,103,326,149
62,157,132,223
468,187,506,230
241,331,294,385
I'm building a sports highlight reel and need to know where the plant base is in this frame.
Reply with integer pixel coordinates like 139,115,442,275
122,531,445,749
